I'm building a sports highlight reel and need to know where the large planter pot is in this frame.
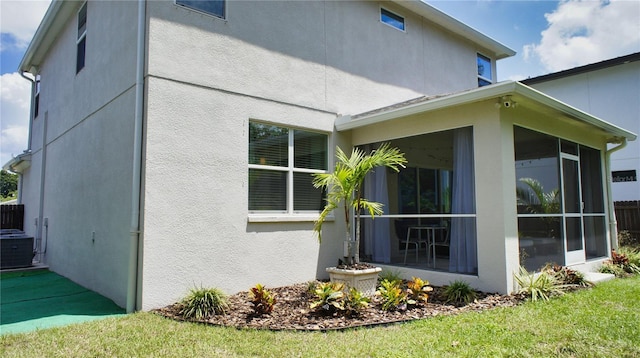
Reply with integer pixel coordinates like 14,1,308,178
326,266,382,296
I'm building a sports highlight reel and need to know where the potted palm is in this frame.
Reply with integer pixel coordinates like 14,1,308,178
313,143,407,295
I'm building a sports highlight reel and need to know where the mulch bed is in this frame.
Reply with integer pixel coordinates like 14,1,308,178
154,282,524,331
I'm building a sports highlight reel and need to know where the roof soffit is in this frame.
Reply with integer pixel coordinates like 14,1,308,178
19,1,84,74
336,81,637,142
391,0,516,59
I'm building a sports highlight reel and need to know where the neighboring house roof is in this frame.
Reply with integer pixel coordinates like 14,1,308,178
522,52,640,85
19,0,515,74
336,81,637,143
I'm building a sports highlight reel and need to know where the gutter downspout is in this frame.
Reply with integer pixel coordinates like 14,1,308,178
19,72,35,152
127,0,146,313
18,72,36,205
36,113,48,262
605,139,627,251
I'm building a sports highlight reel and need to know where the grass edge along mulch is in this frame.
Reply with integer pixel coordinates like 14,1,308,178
152,281,523,332
1,276,638,358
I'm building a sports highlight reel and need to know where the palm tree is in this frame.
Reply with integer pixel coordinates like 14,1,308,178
516,177,560,237
516,178,560,214
313,143,407,265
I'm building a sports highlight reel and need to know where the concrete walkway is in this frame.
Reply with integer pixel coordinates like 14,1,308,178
1,269,125,335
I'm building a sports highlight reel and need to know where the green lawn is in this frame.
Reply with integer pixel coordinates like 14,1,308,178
1,276,639,357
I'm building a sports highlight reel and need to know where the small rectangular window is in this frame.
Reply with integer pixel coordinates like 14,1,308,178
76,3,87,73
34,75,41,119
381,8,405,31
248,122,328,213
176,0,225,19
477,54,492,87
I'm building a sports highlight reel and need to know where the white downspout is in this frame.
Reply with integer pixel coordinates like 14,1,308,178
37,113,48,262
605,139,627,251
18,72,36,205
127,0,146,313
19,72,35,152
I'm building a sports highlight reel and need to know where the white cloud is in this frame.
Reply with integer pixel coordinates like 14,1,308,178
0,0,51,49
1,72,31,165
524,0,640,72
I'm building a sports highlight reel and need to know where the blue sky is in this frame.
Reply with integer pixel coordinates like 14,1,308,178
1,0,639,166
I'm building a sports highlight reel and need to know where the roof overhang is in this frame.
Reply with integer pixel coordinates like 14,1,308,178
335,81,637,143
3,151,32,174
19,1,79,74
392,0,516,60
19,1,515,75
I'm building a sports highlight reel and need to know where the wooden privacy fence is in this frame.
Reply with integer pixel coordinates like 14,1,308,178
1,204,24,231
614,201,640,238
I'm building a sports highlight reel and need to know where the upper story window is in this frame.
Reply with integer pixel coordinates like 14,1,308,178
34,75,41,119
477,53,492,87
176,0,225,19
76,2,87,74
380,8,405,31
248,122,328,213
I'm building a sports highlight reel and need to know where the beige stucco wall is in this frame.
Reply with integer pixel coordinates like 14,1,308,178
139,0,496,308
146,0,487,115
141,77,338,309
18,0,513,309
18,1,139,307
348,98,614,294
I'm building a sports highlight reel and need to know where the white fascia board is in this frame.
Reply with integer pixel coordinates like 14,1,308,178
393,0,516,59
18,1,76,74
336,81,518,130
2,152,32,174
512,83,637,142
336,81,637,142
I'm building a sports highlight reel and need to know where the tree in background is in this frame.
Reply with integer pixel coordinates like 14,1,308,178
1,170,18,198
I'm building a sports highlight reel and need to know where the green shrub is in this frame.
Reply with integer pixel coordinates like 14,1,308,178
608,250,640,275
306,280,318,295
179,286,229,320
377,279,408,311
249,284,277,315
343,287,370,315
310,282,345,313
618,246,640,268
378,269,403,285
443,280,477,305
598,262,627,277
406,277,433,305
513,266,566,301
618,230,639,248
542,264,591,287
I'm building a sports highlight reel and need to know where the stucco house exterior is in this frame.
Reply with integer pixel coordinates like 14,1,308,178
6,0,636,311
522,52,640,202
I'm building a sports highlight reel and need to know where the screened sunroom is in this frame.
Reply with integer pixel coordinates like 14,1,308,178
337,81,636,294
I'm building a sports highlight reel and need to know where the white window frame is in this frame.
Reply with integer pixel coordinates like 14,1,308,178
33,75,41,119
477,53,493,87
175,0,226,20
248,121,330,222
76,2,87,74
380,7,406,32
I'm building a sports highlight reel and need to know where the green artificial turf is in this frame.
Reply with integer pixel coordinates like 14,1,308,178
1,271,125,335
1,275,638,357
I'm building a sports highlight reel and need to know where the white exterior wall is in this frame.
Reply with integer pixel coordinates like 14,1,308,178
349,102,520,294
147,0,486,115
527,61,640,201
140,0,494,308
18,1,140,307
141,77,337,309
347,99,614,294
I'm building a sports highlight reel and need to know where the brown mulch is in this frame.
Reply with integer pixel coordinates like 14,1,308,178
154,282,524,331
